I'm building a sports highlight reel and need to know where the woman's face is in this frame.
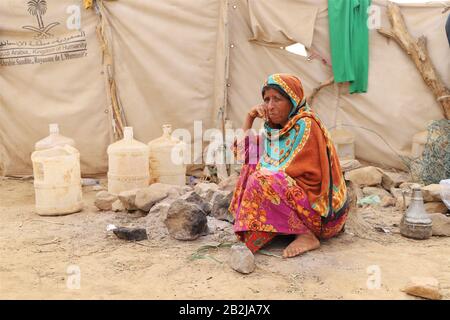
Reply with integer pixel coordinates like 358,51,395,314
263,88,292,126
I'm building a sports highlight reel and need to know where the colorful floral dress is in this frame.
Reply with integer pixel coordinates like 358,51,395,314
229,74,349,252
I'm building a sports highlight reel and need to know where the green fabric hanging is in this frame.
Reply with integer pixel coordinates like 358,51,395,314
328,0,371,94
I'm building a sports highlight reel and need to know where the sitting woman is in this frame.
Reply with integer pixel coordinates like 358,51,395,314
229,73,349,258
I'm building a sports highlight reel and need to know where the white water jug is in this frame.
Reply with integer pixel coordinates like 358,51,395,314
107,127,149,194
31,145,83,216
35,123,75,151
148,124,186,186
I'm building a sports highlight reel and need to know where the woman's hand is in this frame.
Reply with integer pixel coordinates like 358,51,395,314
248,104,269,122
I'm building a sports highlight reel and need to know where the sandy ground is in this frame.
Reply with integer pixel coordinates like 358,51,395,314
0,177,449,300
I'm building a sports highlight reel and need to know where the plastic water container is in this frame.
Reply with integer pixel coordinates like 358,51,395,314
440,179,450,210
330,120,355,161
31,145,83,216
107,127,149,194
148,124,186,186
35,124,75,151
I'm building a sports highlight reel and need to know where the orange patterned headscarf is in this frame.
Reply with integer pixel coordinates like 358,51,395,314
262,73,306,118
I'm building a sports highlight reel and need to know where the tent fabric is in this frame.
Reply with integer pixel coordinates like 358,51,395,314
247,0,318,48
0,0,112,175
0,0,449,175
227,0,449,169
100,0,226,164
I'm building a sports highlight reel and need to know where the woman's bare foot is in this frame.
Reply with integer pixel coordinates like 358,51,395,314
282,230,320,258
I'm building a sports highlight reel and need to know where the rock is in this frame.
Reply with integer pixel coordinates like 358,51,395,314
399,182,422,190
354,185,364,202
345,180,359,209
94,191,118,211
113,227,148,241
204,189,217,203
112,199,124,212
395,195,411,210
390,187,405,199
402,277,442,300
344,166,383,186
164,200,209,240
181,185,193,194
362,187,391,199
218,174,239,192
377,170,410,190
186,164,206,178
92,185,105,191
135,184,170,212
429,213,450,236
377,170,395,190
194,182,219,197
421,184,442,202
118,189,140,211
181,191,211,214
229,244,255,274
149,201,172,218
206,216,232,233
340,159,361,172
424,202,448,214
381,196,396,207
211,191,234,222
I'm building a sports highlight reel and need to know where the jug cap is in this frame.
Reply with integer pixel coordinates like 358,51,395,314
49,123,59,134
123,127,134,140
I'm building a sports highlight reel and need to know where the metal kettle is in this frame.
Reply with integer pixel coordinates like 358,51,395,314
400,188,432,239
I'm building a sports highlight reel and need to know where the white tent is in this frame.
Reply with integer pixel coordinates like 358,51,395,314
0,0,449,175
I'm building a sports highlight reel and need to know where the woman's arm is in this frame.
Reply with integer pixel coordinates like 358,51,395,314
244,104,268,131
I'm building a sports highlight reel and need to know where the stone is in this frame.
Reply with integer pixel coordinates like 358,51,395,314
429,213,450,236
149,201,172,216
228,244,255,274
94,191,118,211
390,187,405,199
421,184,442,202
135,184,170,212
376,170,395,191
218,174,239,192
92,185,105,191
113,227,148,241
340,159,361,172
206,216,232,233
402,277,442,300
186,164,206,178
118,189,140,211
181,185,194,194
204,189,217,203
181,191,211,214
164,199,209,240
112,199,124,212
354,185,364,202
381,196,396,207
377,170,410,190
424,202,448,214
194,182,219,197
211,190,234,223
362,187,391,199
395,195,411,210
399,182,422,190
344,166,383,186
